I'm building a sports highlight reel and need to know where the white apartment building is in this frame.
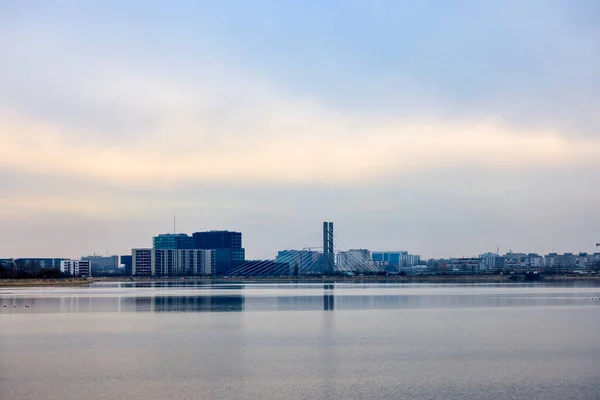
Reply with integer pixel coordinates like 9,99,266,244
131,249,216,276
60,259,92,277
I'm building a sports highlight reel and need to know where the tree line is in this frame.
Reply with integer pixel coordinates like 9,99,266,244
0,260,64,279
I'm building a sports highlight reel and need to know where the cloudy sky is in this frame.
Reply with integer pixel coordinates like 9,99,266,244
1,0,599,259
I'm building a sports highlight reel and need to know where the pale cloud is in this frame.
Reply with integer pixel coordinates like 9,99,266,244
1,100,599,189
0,195,109,216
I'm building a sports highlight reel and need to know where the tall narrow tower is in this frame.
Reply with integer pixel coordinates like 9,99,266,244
323,221,334,275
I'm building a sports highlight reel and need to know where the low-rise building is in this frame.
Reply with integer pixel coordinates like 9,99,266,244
7,258,66,269
371,251,421,273
81,255,119,275
447,258,482,273
372,251,408,266
336,249,371,270
276,250,323,274
479,252,500,270
120,255,132,275
60,259,92,277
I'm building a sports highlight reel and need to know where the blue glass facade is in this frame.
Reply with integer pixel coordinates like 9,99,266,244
120,255,132,276
371,251,407,266
141,231,244,275
153,234,194,249
192,231,245,275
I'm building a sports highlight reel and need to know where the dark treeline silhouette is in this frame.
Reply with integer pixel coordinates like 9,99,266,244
0,260,65,279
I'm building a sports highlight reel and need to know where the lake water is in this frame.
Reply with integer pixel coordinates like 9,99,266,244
1,281,600,400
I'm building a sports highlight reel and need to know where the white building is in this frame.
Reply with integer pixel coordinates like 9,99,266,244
60,259,92,277
479,252,499,270
529,254,544,268
131,249,216,276
407,254,421,266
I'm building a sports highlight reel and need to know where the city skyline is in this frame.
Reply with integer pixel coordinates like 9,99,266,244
2,224,600,277
2,225,598,264
1,1,599,259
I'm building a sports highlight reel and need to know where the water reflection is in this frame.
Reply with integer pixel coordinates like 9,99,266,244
131,295,244,312
324,283,334,311
1,282,599,314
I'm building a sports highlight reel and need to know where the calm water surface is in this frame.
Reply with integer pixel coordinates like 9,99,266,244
1,281,600,400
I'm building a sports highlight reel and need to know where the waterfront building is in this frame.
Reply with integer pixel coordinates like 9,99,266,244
555,253,577,270
132,249,152,276
276,250,323,274
60,259,92,277
82,255,119,275
372,251,421,267
592,253,600,269
544,253,558,268
4,258,66,269
120,255,132,276
447,258,482,273
336,249,371,271
153,233,194,249
587,253,600,268
426,258,442,271
577,253,588,269
527,254,543,269
479,252,499,270
407,254,421,266
131,248,216,276
192,231,245,275
372,251,407,266
192,230,241,249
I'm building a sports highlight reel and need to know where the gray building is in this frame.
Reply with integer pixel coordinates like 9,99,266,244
132,249,152,276
82,255,119,275
336,249,371,271
276,250,323,274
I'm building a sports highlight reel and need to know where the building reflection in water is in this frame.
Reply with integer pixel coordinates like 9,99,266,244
5,293,246,313
120,281,246,312
126,294,244,312
273,283,335,311
4,282,595,314
323,283,334,311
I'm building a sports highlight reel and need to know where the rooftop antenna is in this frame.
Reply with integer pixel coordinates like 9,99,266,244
174,214,176,235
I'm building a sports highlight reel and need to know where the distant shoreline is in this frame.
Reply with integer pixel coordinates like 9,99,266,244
1,274,599,287
0,278,94,287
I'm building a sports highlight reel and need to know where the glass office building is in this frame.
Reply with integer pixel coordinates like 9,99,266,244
153,234,194,249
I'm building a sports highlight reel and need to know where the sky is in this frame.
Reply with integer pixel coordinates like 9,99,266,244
1,0,599,259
